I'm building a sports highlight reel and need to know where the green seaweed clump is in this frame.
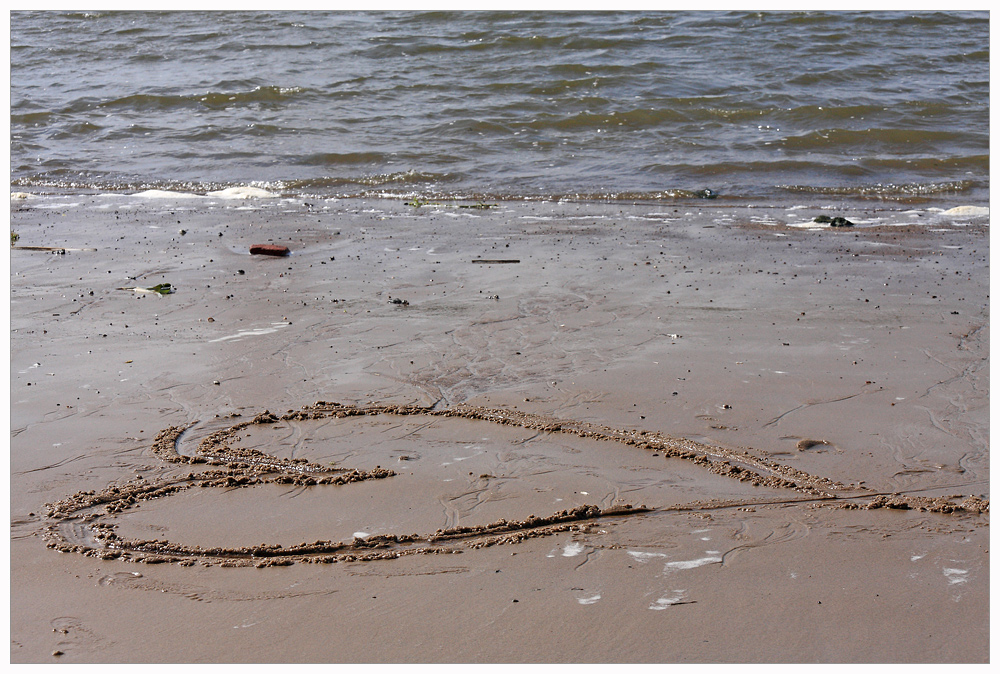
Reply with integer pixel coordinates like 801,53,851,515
118,283,175,295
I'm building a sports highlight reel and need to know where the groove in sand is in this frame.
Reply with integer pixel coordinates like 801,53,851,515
43,401,989,568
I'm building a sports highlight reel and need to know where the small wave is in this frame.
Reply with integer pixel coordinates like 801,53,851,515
779,127,971,152
279,171,451,194
10,110,55,125
207,186,279,199
95,85,310,113
10,176,289,199
9,171,982,208
942,205,988,217
299,151,390,166
354,171,450,187
131,190,204,199
522,107,689,132
779,180,975,199
944,49,988,63
45,122,105,141
856,155,989,173
358,31,603,60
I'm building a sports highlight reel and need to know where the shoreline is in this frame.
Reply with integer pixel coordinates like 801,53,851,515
9,186,992,210
9,195,989,662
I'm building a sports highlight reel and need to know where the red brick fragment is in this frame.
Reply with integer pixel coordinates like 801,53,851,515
250,244,290,257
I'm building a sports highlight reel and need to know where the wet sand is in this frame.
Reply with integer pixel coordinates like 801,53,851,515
9,195,989,662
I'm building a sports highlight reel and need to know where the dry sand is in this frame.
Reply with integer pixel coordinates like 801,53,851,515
9,195,989,662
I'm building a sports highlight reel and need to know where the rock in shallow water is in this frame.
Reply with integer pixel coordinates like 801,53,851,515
813,215,854,227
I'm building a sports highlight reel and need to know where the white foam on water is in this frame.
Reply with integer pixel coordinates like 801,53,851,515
911,553,925,562
942,205,988,217
562,542,585,557
32,201,83,209
577,594,601,605
207,186,278,199
627,551,667,563
131,189,204,199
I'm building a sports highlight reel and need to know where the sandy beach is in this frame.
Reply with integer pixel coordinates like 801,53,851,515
9,195,989,662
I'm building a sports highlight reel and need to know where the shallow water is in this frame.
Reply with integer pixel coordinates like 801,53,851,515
10,10,989,204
